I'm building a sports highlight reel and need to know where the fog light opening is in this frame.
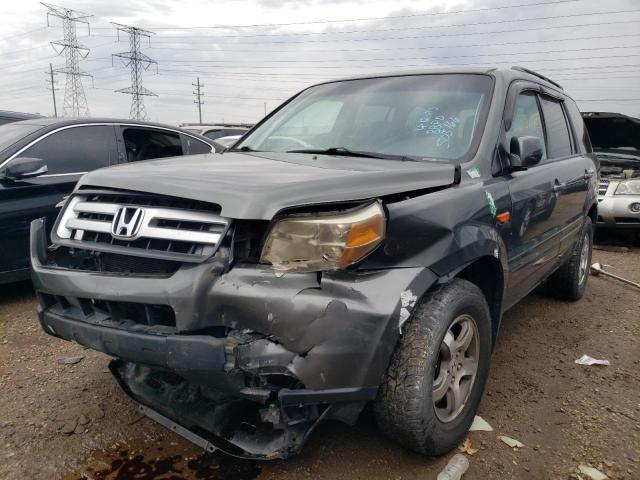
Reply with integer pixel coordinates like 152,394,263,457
630,202,640,213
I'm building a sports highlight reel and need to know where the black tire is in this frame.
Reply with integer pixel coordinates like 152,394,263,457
374,279,492,456
546,217,593,301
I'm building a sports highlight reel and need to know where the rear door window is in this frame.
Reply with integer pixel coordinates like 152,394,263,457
121,127,183,162
19,125,116,174
539,96,573,158
564,99,592,154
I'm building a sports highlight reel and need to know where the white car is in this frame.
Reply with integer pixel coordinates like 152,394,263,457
214,135,242,149
180,124,249,141
583,112,640,230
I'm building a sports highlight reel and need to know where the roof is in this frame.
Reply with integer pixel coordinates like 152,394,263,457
9,117,217,147
310,66,564,93
16,117,185,128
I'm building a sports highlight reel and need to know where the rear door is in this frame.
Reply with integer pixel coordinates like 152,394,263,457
0,125,117,276
538,95,593,256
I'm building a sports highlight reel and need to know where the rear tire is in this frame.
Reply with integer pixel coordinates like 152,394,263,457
547,217,593,301
374,279,492,456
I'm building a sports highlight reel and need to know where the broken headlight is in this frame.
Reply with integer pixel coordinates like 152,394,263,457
614,179,640,195
261,202,385,273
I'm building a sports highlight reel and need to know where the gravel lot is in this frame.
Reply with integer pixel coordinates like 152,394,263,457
0,244,638,480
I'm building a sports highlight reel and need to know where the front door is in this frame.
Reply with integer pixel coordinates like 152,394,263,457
503,91,561,306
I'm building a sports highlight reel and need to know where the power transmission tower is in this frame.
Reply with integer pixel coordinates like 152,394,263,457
42,2,92,117
193,77,204,124
45,63,58,117
112,23,157,120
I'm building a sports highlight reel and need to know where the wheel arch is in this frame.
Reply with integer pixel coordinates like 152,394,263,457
587,202,597,226
453,255,505,348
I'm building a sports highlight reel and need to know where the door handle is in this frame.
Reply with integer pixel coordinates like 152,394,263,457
552,182,566,193
583,169,595,180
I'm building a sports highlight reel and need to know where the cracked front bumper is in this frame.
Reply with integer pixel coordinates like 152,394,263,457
30,218,437,458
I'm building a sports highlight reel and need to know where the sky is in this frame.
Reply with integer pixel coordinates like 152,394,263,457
1,0,639,126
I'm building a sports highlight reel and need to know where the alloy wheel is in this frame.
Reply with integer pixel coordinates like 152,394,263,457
578,232,590,286
432,314,480,423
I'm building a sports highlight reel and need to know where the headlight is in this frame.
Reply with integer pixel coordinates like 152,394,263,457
261,202,385,273
614,179,640,195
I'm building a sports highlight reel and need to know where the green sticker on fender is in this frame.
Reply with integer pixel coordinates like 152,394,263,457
484,191,497,217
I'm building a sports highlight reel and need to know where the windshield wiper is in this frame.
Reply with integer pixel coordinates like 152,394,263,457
286,147,415,161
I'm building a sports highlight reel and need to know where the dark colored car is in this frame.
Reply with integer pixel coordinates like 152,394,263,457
0,118,216,284
0,110,43,125
582,112,640,230
31,67,597,460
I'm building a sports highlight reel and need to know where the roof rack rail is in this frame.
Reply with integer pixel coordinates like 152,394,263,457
511,66,563,90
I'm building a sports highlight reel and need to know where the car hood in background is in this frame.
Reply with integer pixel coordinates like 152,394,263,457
583,112,640,163
77,152,456,219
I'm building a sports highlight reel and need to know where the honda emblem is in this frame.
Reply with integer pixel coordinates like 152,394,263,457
111,207,145,240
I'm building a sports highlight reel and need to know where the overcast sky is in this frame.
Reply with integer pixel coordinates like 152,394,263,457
1,0,639,125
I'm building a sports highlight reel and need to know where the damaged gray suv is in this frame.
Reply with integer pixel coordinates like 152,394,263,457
31,67,598,459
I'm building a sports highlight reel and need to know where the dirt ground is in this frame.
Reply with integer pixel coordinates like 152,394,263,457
0,242,638,480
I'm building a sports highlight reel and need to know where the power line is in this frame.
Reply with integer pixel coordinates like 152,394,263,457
112,22,157,120
143,9,640,40
131,44,640,66
0,26,48,42
139,18,640,46
42,2,92,117
98,0,585,30
145,32,640,54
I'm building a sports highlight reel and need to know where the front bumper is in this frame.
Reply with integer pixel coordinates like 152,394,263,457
31,218,437,458
597,194,640,229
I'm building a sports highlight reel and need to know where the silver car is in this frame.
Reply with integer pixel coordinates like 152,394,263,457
583,112,640,230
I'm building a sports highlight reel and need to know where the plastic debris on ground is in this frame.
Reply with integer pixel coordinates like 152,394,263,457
498,435,524,449
575,354,610,366
57,356,84,365
437,453,469,480
457,437,479,456
469,415,493,431
578,465,608,480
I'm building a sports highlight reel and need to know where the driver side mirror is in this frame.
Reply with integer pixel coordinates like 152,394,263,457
2,157,48,180
510,136,543,168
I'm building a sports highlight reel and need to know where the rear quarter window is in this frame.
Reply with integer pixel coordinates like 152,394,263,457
564,99,592,154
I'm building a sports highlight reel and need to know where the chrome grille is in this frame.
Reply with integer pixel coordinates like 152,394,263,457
54,192,229,262
598,179,610,197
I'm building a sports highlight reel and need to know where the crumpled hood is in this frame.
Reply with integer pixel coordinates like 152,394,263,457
77,152,456,219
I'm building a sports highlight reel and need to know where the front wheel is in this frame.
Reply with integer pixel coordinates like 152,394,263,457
374,279,492,456
546,217,593,301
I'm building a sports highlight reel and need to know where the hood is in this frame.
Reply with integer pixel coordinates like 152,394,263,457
583,112,640,164
77,152,457,219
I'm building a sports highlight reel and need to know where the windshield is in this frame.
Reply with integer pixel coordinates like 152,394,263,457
0,122,44,152
235,74,492,162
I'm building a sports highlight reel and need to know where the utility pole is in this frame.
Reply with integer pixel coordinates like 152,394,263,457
42,2,92,117
112,23,157,120
45,63,58,117
264,102,267,117
192,77,204,124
